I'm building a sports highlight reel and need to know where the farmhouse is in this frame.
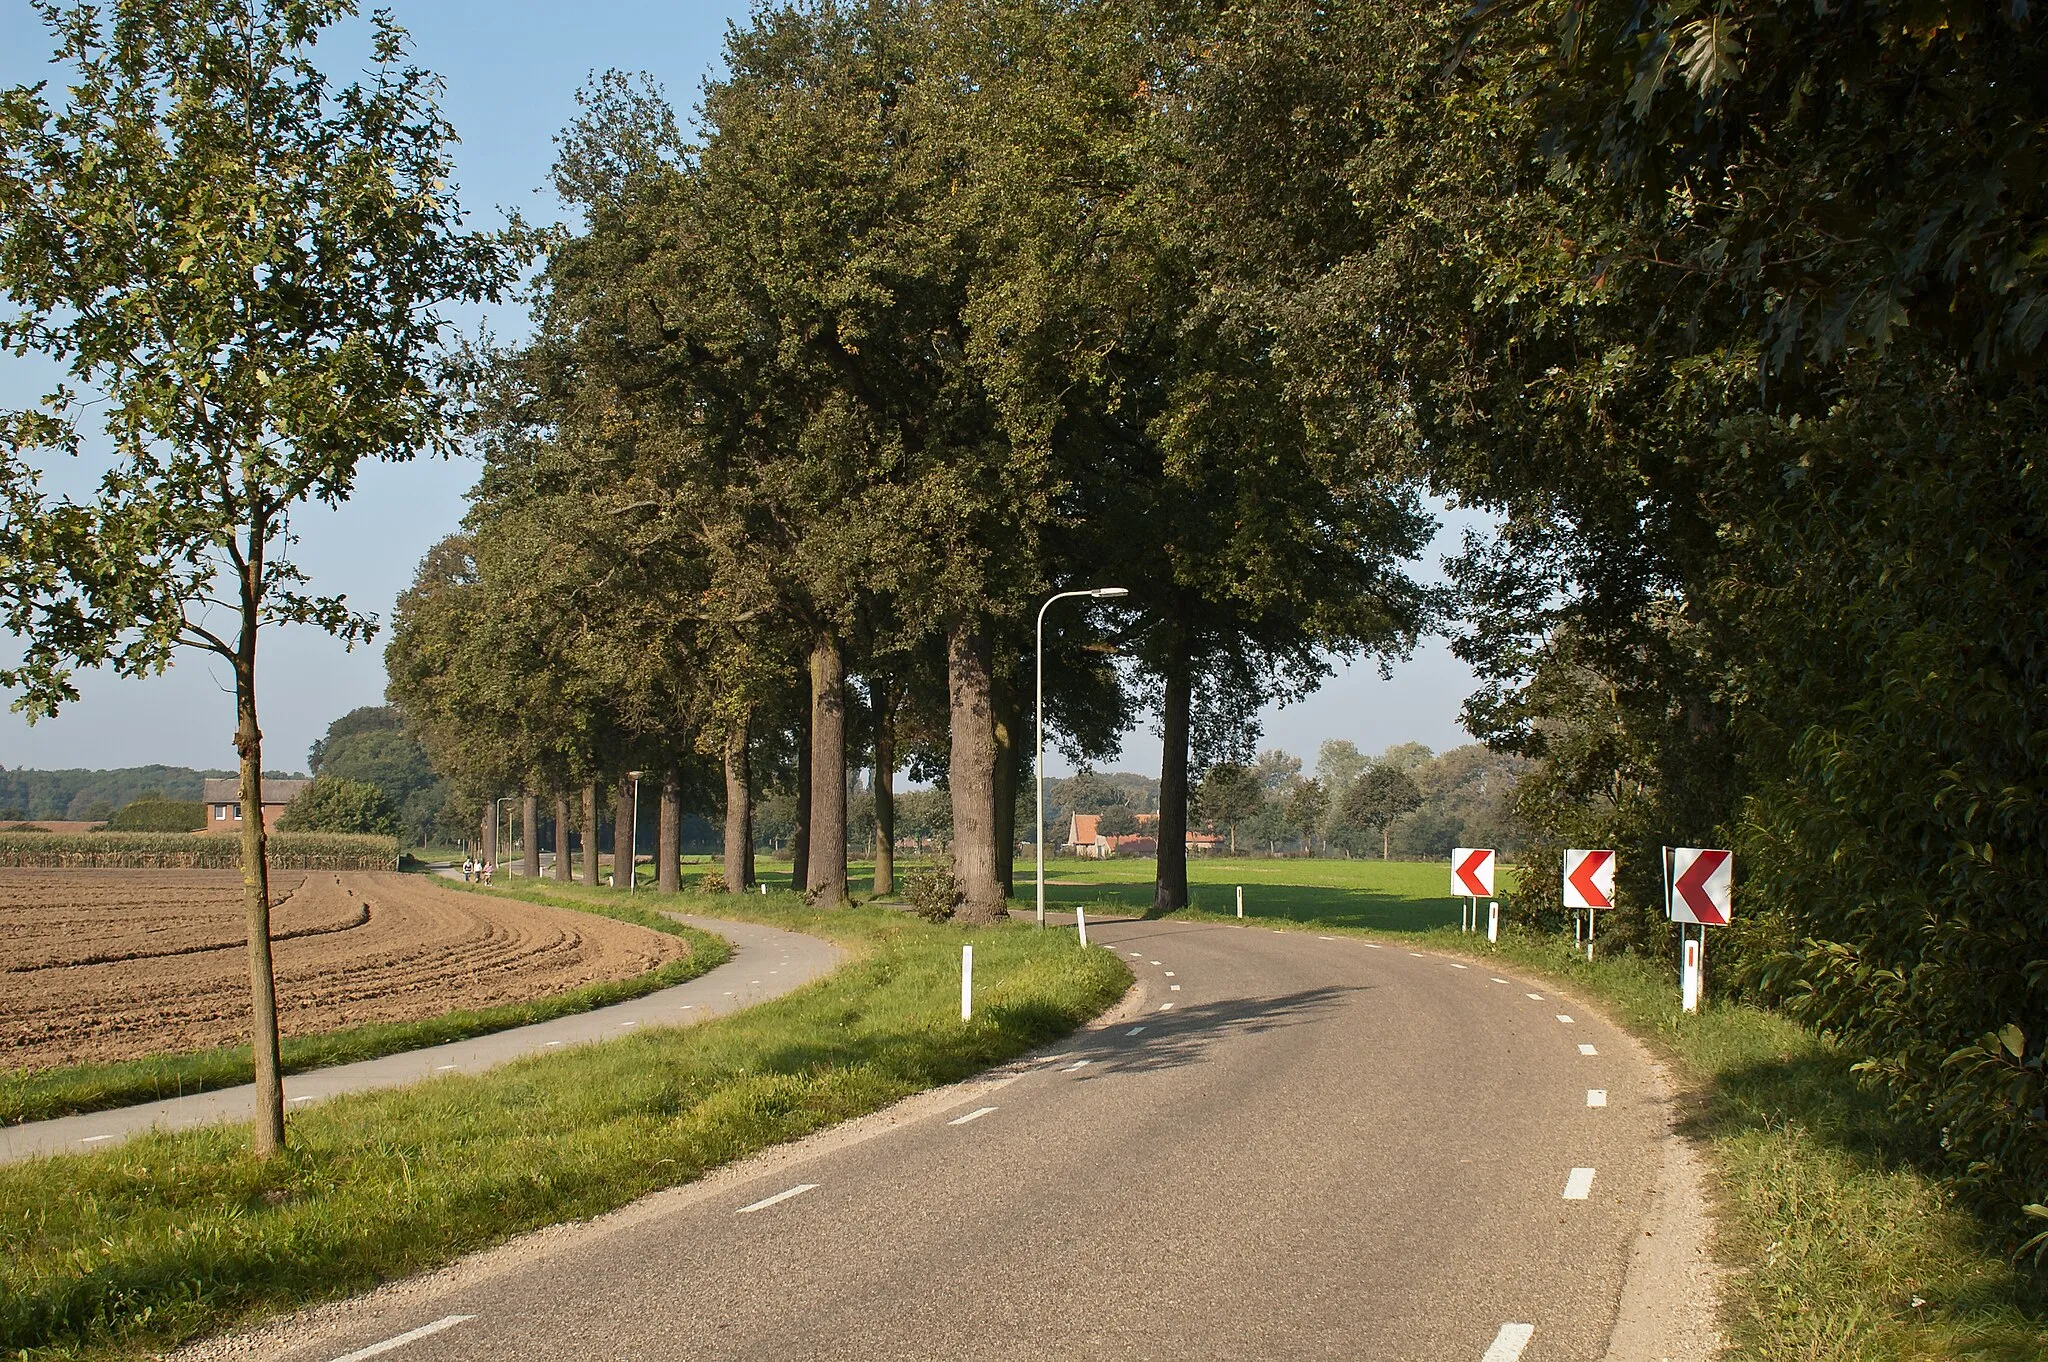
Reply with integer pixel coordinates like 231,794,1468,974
1064,812,1216,859
200,777,310,834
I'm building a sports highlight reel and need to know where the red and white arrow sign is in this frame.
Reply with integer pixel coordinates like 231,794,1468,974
1563,849,1614,910
1452,847,1495,898
1669,848,1733,926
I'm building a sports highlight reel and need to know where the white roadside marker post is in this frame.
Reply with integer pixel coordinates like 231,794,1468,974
1236,884,1243,918
1076,903,1088,949
1488,900,1499,943
961,945,973,1021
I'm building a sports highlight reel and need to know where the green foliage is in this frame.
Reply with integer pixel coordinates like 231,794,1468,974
308,706,449,842
104,798,204,832
1719,380,2048,1219
904,853,962,923
278,776,399,837
0,0,521,717
0,765,238,821
0,832,397,869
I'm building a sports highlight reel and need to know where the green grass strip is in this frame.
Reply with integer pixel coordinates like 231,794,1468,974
0,891,1130,1361
0,881,729,1128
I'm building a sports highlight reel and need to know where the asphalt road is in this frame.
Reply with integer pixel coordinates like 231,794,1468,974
219,915,1667,1362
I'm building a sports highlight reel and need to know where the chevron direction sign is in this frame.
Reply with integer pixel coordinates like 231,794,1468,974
1563,849,1615,911
1669,848,1733,926
1451,847,1495,899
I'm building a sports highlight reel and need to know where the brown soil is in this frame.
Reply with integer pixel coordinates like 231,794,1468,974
0,871,684,1070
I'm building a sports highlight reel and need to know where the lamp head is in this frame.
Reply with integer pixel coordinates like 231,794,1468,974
1091,587,1129,599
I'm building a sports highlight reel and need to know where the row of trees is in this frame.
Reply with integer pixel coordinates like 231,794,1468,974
384,2,1440,922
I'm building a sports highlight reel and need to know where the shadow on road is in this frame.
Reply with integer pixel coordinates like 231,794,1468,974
1049,984,1363,1077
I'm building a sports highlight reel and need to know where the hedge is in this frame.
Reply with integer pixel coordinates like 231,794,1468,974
0,832,400,870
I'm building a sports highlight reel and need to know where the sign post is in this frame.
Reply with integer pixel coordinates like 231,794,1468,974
1563,849,1616,961
1666,847,1732,1013
1452,847,1496,937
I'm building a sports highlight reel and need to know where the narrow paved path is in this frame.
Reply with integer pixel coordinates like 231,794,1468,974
0,915,842,1165
211,917,1670,1362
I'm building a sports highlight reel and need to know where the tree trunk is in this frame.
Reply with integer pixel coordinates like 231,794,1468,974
1382,826,1391,861
234,651,285,1157
948,619,1004,922
724,722,753,892
581,782,600,887
658,769,681,893
806,632,850,907
992,676,1019,898
1153,654,1191,916
522,792,540,879
614,775,637,889
792,698,812,894
553,794,572,881
872,681,895,898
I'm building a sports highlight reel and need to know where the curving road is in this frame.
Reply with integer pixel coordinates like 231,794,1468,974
200,916,1687,1362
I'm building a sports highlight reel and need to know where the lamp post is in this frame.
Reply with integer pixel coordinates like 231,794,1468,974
626,771,643,892
1037,587,1129,931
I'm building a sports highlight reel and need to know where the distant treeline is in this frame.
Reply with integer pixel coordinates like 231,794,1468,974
0,765,305,822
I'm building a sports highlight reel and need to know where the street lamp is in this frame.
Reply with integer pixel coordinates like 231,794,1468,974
626,771,643,892
1037,587,1129,936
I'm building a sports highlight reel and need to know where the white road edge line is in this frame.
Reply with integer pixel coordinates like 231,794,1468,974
327,1315,475,1362
948,1106,997,1126
1588,1089,1608,1107
1563,1167,1596,1200
1579,1043,1599,1056
1480,1322,1536,1362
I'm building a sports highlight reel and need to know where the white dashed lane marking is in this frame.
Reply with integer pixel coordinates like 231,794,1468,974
737,1183,818,1214
1449,963,1468,970
1491,977,1508,983
1480,1322,1536,1362
1525,993,1545,1001
1587,1090,1608,1107
1062,1060,1092,1073
79,1134,113,1144
1159,1002,1174,1012
435,1064,458,1071
1555,1015,1574,1024
1127,1026,1147,1036
327,1315,475,1362
1562,1167,1596,1200
1169,985,1181,991
1579,1044,1599,1056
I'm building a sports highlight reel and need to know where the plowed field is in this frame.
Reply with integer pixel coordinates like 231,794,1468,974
0,871,684,1069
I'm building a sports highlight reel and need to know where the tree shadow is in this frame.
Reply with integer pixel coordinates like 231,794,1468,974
1051,985,1363,1077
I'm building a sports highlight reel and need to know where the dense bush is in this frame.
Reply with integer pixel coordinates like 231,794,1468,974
278,776,399,836
105,798,204,831
0,832,399,869
1723,382,2048,1219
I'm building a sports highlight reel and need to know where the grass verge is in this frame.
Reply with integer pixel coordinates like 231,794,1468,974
0,890,1130,1361
1159,890,2048,1362
0,885,730,1128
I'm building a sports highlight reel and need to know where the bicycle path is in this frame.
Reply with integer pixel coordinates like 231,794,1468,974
0,914,843,1165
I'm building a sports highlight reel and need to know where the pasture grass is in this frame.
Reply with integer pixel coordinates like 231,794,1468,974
0,891,1130,1360
1136,857,2048,1362
0,885,729,1128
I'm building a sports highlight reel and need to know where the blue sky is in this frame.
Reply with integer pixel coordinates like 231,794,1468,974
0,0,1482,778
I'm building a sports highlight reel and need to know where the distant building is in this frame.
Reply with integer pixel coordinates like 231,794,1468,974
201,777,310,834
1065,812,1210,859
